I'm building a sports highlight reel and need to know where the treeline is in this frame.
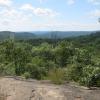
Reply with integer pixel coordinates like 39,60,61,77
0,32,100,87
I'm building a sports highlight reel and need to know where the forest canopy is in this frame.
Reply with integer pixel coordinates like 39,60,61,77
0,31,100,87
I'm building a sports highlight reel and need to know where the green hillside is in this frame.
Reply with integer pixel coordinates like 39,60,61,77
0,31,92,40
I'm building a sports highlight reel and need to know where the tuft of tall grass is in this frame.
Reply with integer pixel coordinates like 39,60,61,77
47,68,66,84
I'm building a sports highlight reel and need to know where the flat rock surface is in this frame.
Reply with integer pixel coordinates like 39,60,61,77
0,77,100,100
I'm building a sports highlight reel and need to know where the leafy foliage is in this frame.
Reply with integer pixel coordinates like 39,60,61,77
0,31,100,87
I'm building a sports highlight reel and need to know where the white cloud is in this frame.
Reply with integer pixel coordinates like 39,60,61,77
39,0,46,4
89,9,100,17
0,0,99,31
88,0,100,5
33,8,58,17
0,8,34,31
0,0,12,7
0,7,99,31
21,4,59,17
20,4,33,10
0,1,59,31
67,0,75,5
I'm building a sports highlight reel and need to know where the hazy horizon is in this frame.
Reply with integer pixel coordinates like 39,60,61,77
0,30,99,32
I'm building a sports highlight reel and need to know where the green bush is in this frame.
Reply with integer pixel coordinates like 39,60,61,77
65,63,84,82
96,78,100,87
22,72,31,79
0,63,15,76
25,63,47,80
80,65,100,87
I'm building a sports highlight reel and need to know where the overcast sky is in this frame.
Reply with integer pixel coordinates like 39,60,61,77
0,0,100,31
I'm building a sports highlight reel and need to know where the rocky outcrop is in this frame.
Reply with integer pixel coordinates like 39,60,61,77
0,77,100,100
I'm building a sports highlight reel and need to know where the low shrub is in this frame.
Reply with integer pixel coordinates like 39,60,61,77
21,72,31,79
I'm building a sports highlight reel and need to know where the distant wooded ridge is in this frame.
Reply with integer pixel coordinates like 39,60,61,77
0,31,99,40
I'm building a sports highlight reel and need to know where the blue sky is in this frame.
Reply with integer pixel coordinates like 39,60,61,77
0,0,100,31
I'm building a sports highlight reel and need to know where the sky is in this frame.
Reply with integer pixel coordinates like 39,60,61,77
0,0,100,31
